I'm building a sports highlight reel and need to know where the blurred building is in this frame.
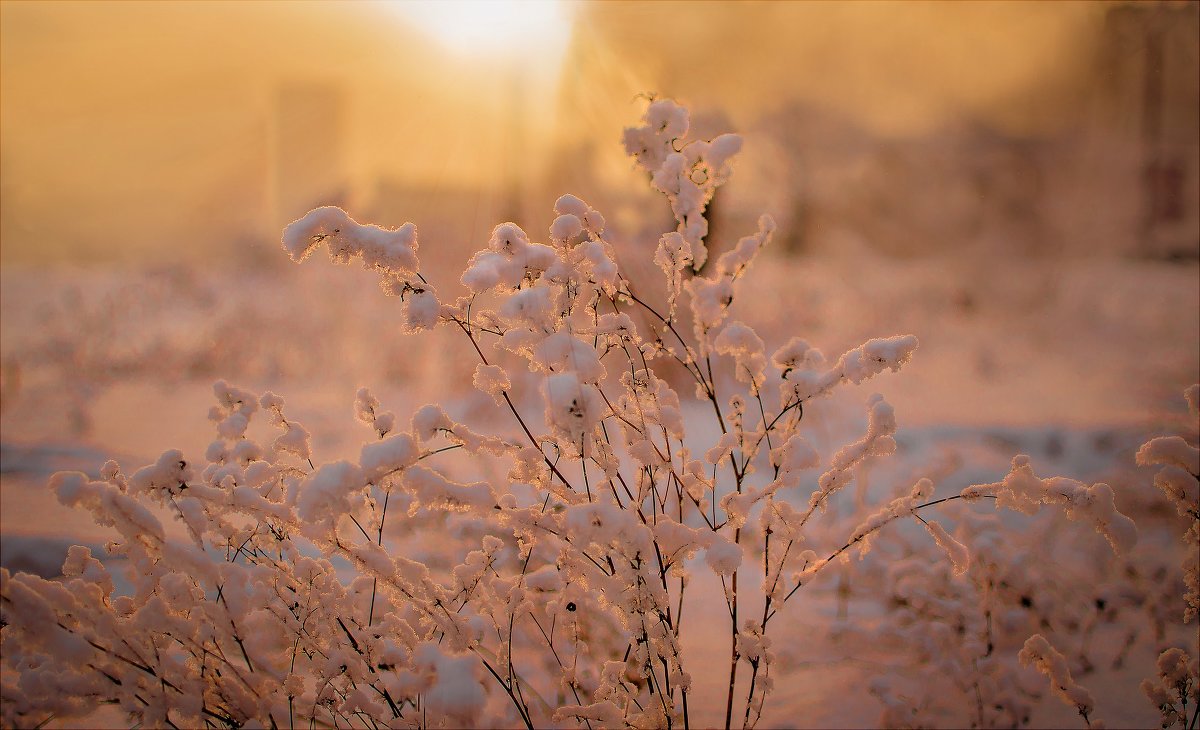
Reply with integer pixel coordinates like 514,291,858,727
544,2,1198,263
1087,1,1199,259
738,3,1199,262
4,1,1194,265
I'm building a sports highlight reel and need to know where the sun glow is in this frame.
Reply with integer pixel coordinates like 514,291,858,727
387,0,573,57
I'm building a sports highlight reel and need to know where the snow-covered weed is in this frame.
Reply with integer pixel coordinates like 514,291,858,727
0,100,1193,730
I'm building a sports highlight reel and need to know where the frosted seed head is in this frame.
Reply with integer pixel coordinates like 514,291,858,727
403,285,440,332
550,213,583,244
705,133,743,170
554,194,589,218
645,98,689,139
472,363,510,406
489,222,530,255
581,208,606,236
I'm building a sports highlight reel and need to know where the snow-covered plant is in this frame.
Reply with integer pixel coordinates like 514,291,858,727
1024,620,1195,730
1142,647,1198,729
0,99,1149,730
1018,634,1099,728
1136,385,1200,623
1137,385,1200,729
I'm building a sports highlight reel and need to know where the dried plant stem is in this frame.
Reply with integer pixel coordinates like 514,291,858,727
725,552,739,730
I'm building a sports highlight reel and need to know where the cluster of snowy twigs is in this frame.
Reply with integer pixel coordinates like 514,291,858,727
1,101,1196,730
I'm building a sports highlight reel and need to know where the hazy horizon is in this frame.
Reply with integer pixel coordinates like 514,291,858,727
1,1,1125,264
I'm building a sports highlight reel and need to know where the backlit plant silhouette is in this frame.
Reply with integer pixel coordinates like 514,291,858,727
2,100,1195,730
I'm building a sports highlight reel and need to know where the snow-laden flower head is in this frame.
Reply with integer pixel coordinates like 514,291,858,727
623,99,689,172
543,372,603,441
282,206,419,276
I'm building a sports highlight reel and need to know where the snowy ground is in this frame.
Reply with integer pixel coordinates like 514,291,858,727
1,250,1197,727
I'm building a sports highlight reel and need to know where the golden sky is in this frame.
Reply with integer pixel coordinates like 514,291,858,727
0,1,1110,263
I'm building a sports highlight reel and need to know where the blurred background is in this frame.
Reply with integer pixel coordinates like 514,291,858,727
1,1,1197,572
2,0,1197,264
